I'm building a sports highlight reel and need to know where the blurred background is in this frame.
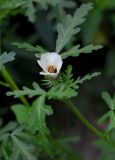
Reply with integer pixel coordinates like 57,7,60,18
0,0,115,159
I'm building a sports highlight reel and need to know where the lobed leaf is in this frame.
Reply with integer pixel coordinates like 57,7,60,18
7,82,45,98
75,72,101,84
24,1,36,22
11,135,37,160
0,121,17,141
13,42,47,53
32,95,53,156
0,124,39,160
11,95,53,156
56,3,93,53
11,104,30,125
61,44,103,59
12,104,40,134
0,51,16,70
10,126,38,160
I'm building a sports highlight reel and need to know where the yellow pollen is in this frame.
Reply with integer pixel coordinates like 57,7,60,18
47,65,57,73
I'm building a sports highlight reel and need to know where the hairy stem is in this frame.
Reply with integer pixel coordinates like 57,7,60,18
1,67,30,107
63,98,115,147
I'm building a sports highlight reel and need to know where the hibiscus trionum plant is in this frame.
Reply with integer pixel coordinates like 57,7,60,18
0,2,115,160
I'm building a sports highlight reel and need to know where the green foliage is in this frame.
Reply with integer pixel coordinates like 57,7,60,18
34,0,75,10
0,121,17,139
0,51,16,70
0,122,82,160
11,95,53,156
75,72,101,84
33,95,53,136
0,0,25,21
98,92,115,132
94,139,115,160
61,44,103,59
53,136,83,160
13,42,47,53
11,96,53,133
13,42,103,60
7,82,45,98
0,0,76,22
10,130,37,160
0,123,39,160
32,95,53,155
11,104,34,131
48,65,101,99
0,0,26,9
56,3,93,53
47,0,76,21
34,0,60,9
7,66,101,100
0,122,18,159
24,1,36,22
48,65,78,99
102,92,115,110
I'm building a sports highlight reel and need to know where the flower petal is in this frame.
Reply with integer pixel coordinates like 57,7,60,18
45,52,63,73
55,56,63,73
37,60,47,72
47,52,61,65
37,52,63,78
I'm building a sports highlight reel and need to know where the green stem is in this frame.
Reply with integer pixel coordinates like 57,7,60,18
0,81,9,87
63,98,115,147
1,67,30,107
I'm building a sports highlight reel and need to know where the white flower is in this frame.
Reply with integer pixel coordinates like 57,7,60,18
36,52,63,78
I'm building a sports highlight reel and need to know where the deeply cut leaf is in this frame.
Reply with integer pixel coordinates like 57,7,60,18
56,3,93,53
7,82,45,98
13,42,47,53
0,51,16,70
61,44,103,59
